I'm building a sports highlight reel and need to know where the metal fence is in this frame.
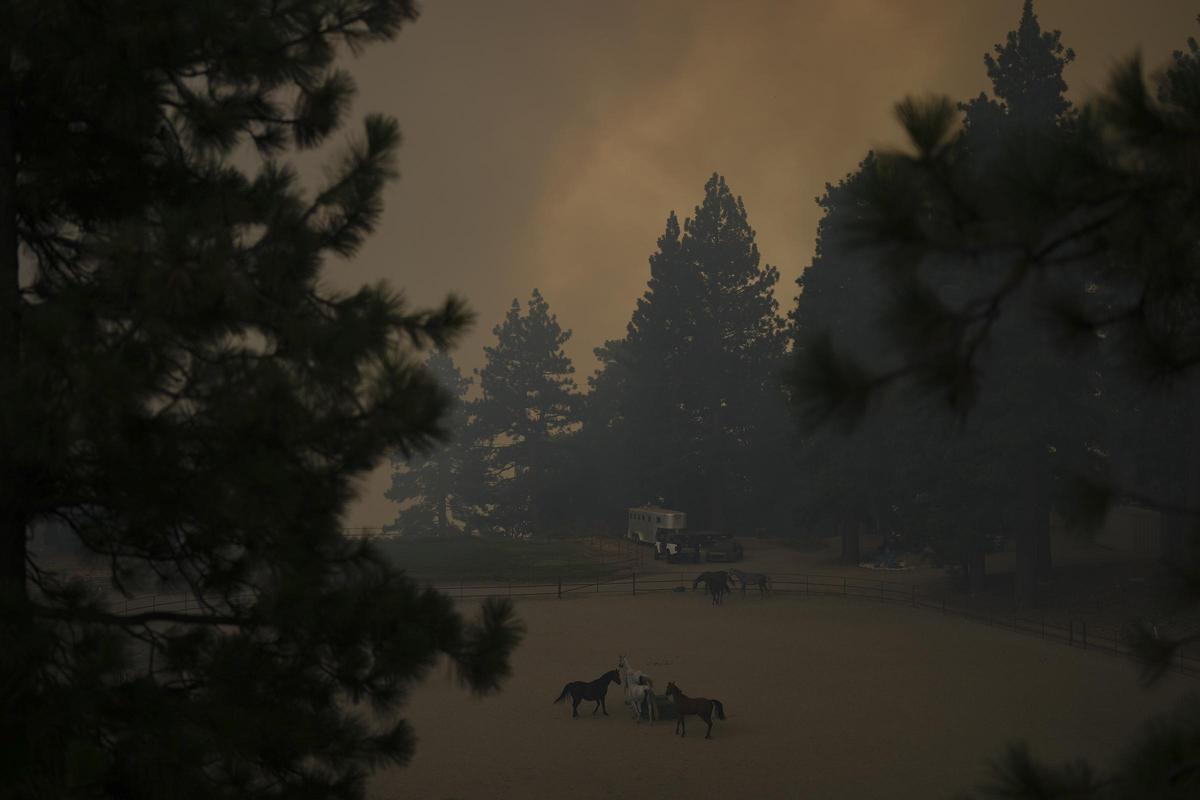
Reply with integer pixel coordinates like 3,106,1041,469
102,569,1200,678
414,570,1200,678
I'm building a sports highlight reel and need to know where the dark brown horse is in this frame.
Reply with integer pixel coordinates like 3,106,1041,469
553,669,621,718
664,681,726,739
693,571,733,605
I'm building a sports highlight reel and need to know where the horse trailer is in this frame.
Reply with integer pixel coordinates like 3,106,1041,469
626,507,686,547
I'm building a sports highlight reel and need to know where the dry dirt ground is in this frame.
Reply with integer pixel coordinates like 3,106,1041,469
369,592,1194,800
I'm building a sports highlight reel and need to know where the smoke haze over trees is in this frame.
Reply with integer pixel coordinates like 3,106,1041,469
5,0,1199,796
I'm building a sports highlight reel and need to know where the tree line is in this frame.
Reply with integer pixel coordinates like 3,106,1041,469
388,1,1143,614
387,173,793,543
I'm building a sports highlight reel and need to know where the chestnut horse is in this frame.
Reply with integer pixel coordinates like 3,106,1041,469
664,681,726,739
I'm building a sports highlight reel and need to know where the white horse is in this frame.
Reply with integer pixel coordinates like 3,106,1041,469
617,654,653,688
618,661,656,724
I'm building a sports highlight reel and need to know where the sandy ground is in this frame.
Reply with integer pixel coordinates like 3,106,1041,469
369,592,1194,800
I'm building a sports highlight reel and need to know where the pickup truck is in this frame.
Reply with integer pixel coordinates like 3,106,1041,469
654,531,741,562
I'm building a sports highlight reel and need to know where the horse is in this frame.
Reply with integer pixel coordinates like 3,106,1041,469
552,669,621,718
730,568,771,597
693,571,732,605
618,661,656,724
617,654,653,688
664,681,726,739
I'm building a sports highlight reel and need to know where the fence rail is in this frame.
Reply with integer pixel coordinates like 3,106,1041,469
414,570,1200,677
100,569,1200,677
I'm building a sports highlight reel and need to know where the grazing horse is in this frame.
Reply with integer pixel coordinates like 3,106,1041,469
618,662,656,724
552,669,621,718
730,568,771,597
693,571,732,605
664,681,726,739
617,654,653,688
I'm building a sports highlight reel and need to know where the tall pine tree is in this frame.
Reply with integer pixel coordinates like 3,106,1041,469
0,3,522,797
792,0,1098,605
386,351,480,537
830,8,1200,795
591,174,788,534
474,289,581,536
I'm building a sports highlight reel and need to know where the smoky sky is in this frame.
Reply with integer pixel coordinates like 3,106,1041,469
331,0,1195,527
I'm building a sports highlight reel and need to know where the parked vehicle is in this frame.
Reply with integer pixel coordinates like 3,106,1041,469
704,539,744,562
627,506,687,546
652,529,741,562
661,536,701,563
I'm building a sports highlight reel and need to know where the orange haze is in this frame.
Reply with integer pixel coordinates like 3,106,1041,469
322,0,1196,528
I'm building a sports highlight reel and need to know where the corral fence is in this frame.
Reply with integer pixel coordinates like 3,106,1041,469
100,569,1200,678
415,570,1200,678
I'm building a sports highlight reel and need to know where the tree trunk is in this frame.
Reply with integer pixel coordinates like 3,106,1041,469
1034,459,1053,582
840,517,860,565
1015,456,1052,609
0,17,30,775
668,387,683,510
0,15,26,602
1163,375,1200,562
1034,522,1052,580
1014,525,1037,609
967,544,986,596
528,434,543,536
708,404,725,532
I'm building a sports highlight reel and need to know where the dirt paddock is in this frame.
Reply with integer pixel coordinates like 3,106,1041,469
370,591,1193,800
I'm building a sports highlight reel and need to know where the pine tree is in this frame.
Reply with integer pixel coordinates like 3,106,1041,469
474,289,581,536
590,175,788,534
1,3,522,797
798,5,1200,794
590,211,693,517
386,351,478,537
792,1,1098,606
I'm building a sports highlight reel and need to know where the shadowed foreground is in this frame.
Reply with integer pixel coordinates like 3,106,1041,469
370,593,1191,799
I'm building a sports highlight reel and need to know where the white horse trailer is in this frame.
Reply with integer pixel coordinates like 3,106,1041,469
626,507,686,547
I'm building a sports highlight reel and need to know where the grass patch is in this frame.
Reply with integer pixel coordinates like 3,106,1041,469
375,536,615,582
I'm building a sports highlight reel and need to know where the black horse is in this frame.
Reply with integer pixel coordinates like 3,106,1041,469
693,571,733,605
552,669,621,718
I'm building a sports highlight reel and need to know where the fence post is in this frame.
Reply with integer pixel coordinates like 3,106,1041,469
558,577,562,600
